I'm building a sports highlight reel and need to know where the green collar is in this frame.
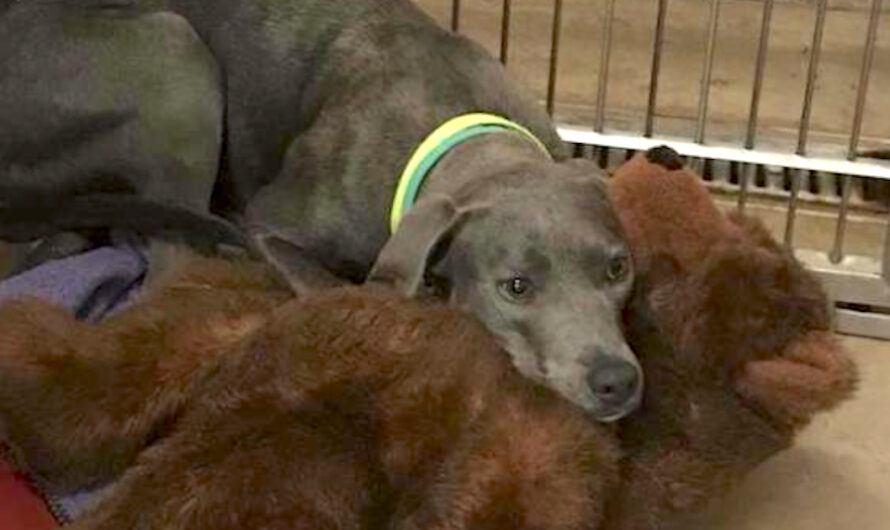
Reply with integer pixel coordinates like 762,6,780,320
389,112,551,233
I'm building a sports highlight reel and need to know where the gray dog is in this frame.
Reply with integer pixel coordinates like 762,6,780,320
0,0,642,420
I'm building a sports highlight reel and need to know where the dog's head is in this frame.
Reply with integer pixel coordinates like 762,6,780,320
369,159,642,421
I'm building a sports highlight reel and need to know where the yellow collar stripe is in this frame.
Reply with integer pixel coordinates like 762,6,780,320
389,113,551,233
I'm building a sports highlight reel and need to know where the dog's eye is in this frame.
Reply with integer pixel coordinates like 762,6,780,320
498,276,535,303
606,255,630,283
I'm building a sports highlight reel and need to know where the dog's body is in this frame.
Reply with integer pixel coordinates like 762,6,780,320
1,0,642,419
0,254,618,530
1,0,563,245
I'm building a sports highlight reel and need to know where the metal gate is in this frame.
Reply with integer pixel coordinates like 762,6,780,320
420,0,890,340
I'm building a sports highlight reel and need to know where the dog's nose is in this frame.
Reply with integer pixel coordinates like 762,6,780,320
587,358,640,407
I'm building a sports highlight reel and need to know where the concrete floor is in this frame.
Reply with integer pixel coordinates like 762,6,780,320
689,335,890,530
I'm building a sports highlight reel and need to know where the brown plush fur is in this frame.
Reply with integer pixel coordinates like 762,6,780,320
0,255,618,530
0,255,292,494
0,151,858,530
603,151,858,530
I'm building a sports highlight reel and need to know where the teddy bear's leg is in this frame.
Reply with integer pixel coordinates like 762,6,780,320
603,412,790,530
608,285,798,530
390,398,618,530
0,297,143,490
66,403,375,530
0,296,229,493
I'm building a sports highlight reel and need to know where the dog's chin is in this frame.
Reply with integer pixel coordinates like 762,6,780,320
591,406,635,423
573,391,643,423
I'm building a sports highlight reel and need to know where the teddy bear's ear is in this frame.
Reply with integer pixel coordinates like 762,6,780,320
644,145,684,170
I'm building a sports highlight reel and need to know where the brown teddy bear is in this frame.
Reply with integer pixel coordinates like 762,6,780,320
0,148,858,530
602,146,858,529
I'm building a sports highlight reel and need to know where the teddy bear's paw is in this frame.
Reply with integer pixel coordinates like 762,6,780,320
733,331,858,429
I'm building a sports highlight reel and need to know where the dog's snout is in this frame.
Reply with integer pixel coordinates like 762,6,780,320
587,357,640,407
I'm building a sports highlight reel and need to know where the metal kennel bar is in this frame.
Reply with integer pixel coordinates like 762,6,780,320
451,0,460,32
546,0,563,116
594,0,616,134
832,0,885,265
448,0,890,339
500,0,512,64
797,0,829,158
695,0,721,147
645,0,670,138
738,0,776,212
744,0,774,153
781,0,828,246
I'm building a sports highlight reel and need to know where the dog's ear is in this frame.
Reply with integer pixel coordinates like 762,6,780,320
368,195,480,297
247,233,345,295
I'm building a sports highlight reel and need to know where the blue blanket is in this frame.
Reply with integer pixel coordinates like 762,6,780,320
0,245,147,321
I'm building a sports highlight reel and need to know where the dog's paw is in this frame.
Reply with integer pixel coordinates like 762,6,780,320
733,331,858,429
